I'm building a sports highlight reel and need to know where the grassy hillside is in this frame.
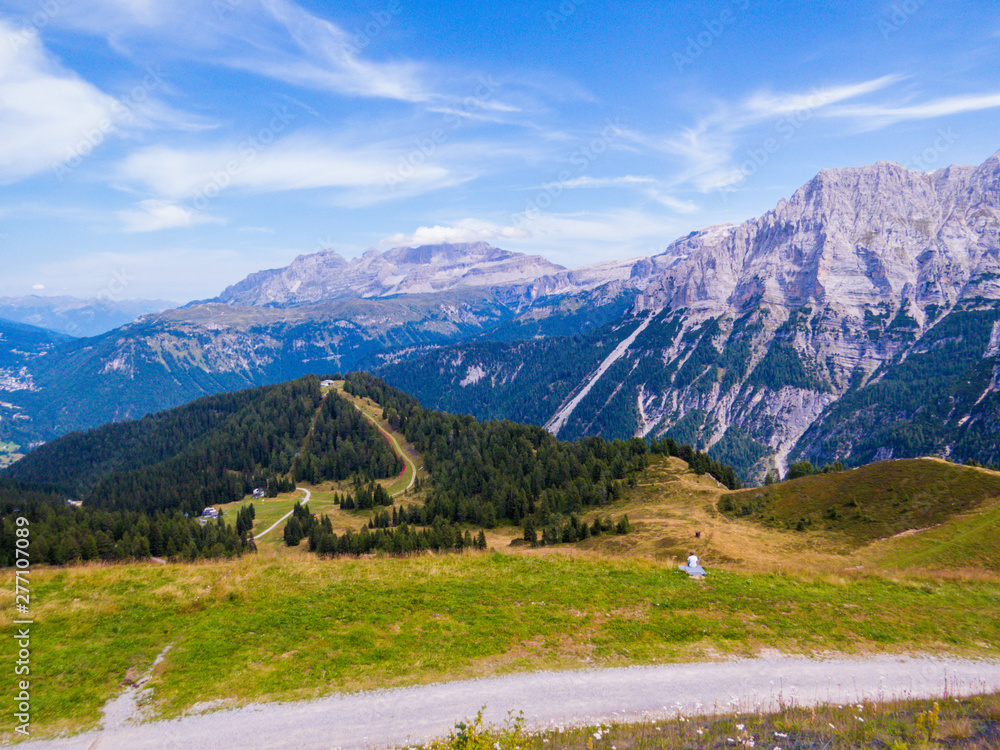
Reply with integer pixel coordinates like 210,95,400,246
4,549,999,739
4,383,1000,741
719,458,1000,546
868,491,1000,571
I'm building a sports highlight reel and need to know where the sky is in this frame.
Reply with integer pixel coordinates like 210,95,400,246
1,0,999,304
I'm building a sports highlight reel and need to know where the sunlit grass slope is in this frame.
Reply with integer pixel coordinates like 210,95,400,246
3,550,1000,739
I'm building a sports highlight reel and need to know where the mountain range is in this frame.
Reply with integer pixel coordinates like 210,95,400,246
0,295,175,338
2,150,999,481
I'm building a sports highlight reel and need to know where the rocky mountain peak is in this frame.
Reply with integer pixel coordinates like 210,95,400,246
214,241,575,307
642,151,1000,319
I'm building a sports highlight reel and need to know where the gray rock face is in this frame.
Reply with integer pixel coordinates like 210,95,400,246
214,242,645,307
644,154,1000,319
605,151,1000,476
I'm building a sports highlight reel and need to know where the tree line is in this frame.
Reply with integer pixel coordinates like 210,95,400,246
0,480,254,566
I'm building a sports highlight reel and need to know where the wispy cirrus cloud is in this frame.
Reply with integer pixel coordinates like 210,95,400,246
15,0,436,104
538,175,699,214
634,74,1000,193
229,0,432,103
820,91,1000,129
114,133,458,203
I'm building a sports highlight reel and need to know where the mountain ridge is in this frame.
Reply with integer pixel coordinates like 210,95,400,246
212,240,643,308
379,151,1000,480
2,151,999,481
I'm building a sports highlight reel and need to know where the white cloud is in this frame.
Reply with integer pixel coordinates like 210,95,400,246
23,0,435,103
0,21,123,182
543,175,700,214
118,200,224,232
553,175,658,189
377,210,682,268
379,220,530,248
229,0,431,102
115,134,454,201
636,74,999,193
742,76,902,119
821,91,1000,129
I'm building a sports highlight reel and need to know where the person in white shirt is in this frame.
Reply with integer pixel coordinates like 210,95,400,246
679,551,706,576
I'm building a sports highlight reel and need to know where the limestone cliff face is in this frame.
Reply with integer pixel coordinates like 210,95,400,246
615,152,1000,476
643,154,1000,320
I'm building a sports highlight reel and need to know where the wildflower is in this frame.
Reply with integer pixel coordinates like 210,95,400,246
593,731,602,740
774,732,787,739
828,723,836,729
737,724,745,731
697,729,704,735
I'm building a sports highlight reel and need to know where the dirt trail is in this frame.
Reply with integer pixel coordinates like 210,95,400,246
13,655,1000,750
252,487,311,540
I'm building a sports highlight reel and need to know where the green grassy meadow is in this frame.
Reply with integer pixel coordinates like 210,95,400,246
3,550,1000,738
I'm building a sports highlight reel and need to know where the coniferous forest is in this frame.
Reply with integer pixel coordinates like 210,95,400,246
1,371,741,566
0,375,402,565
3,376,400,514
0,480,254,566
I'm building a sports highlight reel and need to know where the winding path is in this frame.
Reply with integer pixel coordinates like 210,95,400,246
370,417,417,497
252,487,311,540
14,655,1000,750
347,397,417,497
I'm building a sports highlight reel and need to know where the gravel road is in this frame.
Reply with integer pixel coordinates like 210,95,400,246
13,655,1000,750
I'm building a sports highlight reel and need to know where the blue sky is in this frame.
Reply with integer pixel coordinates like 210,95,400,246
1,0,999,303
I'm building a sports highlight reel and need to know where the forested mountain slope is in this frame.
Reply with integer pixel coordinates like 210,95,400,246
2,376,400,513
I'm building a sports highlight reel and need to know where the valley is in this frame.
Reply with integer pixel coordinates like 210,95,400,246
6,153,997,483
